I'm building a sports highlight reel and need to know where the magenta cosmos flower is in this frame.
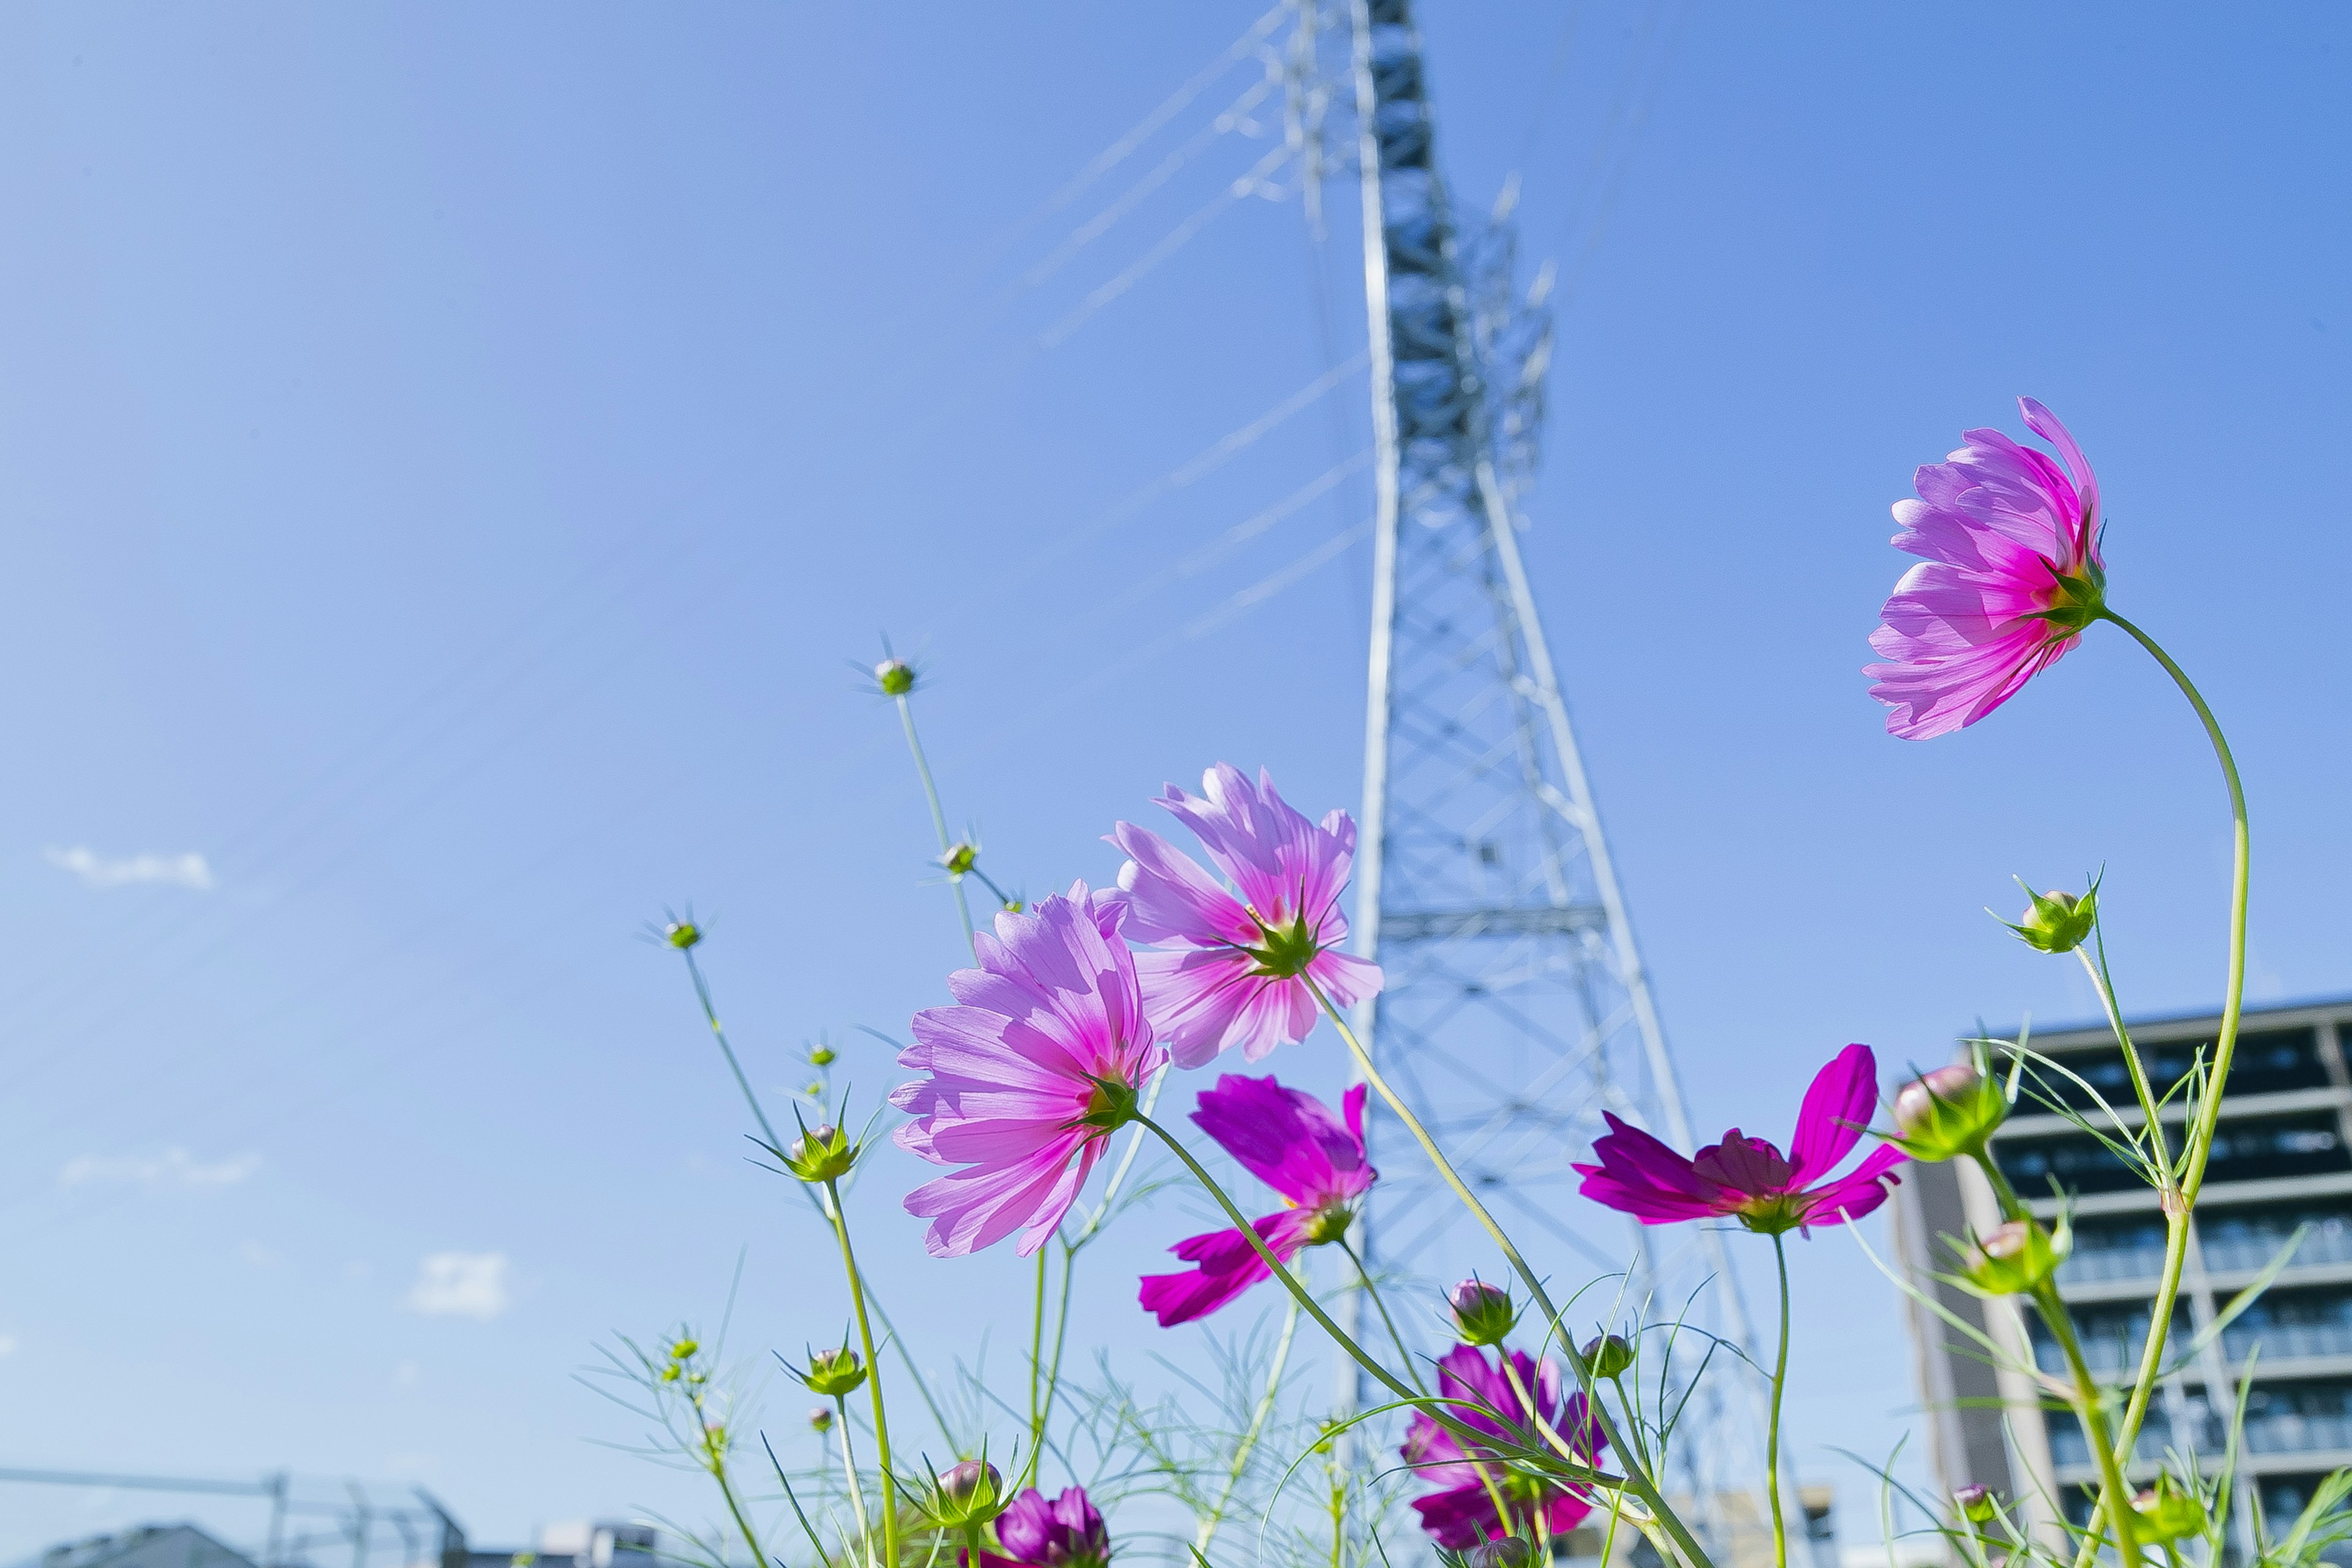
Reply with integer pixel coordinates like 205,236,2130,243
968,1487,1109,1568
1865,397,2106,740
1138,1075,1374,1325
1403,1345,1605,1549
1575,1044,1906,1234
894,884,1168,1257
1104,763,1383,1068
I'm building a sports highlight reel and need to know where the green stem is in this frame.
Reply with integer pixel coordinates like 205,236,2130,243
1335,1235,1428,1394
1303,979,1710,1568
1767,1234,1790,1568
2098,611,2250,1208
1197,1287,1302,1555
697,1417,767,1568
1134,1114,1574,1485
2089,608,2251,1549
895,692,977,956
2037,1275,2143,1568
2078,936,2176,1182
2076,937,2192,1498
835,1394,876,1566
1027,1245,1048,1454
826,1177,899,1568
684,948,786,1157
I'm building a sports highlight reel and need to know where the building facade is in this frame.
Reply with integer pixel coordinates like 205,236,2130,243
1895,997,2352,1554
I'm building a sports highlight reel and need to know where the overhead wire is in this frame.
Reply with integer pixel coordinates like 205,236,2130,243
1036,140,1297,350
1,15,1302,1060
16,7,1363,1197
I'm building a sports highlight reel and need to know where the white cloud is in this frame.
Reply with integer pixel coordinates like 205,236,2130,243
238,1238,282,1268
405,1253,510,1321
58,1147,262,1189
45,845,214,891
0,1335,18,1357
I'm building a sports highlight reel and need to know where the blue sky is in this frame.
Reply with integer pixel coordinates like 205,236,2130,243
2,0,2347,1558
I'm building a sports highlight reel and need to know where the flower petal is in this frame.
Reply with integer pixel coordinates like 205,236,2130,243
1787,1043,1880,1183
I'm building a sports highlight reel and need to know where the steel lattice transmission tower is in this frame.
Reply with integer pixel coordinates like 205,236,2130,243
1312,2,1791,1556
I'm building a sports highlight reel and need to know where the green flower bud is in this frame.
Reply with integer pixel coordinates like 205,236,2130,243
663,921,702,951
2004,881,2098,955
1466,1541,1534,1568
808,1405,834,1433
930,1459,1005,1528
875,658,916,697
785,1123,857,1183
1448,1280,1518,1347
1581,1333,1634,1379
1961,1218,2065,1296
1893,1063,2009,1162
1301,1204,1355,1246
942,842,978,876
1952,1485,1999,1527
805,1346,866,1398
809,1046,837,1068
670,1338,699,1360
659,1363,681,1382
2132,1477,2207,1543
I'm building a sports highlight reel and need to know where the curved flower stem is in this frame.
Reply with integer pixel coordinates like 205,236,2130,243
1134,1111,1596,1501
2087,609,2249,1553
1334,1235,1428,1395
1197,1286,1302,1556
894,689,977,957
824,1175,898,1568
1766,1234,1791,1568
1302,979,1713,1568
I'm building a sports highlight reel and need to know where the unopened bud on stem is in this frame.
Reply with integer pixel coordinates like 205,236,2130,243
2004,881,2098,955
1581,1333,1634,1379
1892,1062,2008,1161
1961,1218,2065,1295
1447,1279,1518,1347
785,1123,857,1183
1466,1540,1534,1568
876,658,916,697
2132,1476,2207,1542
805,1345,866,1397
1952,1485,1998,1528
930,1459,1004,1528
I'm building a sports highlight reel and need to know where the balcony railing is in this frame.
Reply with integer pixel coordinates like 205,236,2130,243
2203,1221,2352,1275
2058,1245,2171,1286
2224,1318,2352,1362
2244,1412,2352,1456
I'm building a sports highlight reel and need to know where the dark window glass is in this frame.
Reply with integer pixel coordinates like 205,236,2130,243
2201,1207,2352,1273
2225,1287,2352,1362
2014,1028,2326,1114
2000,1112,2347,1196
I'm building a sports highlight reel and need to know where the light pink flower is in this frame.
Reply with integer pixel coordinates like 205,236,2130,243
894,883,1168,1257
1866,398,2106,739
1138,1075,1374,1326
1104,763,1382,1068
1574,1044,1907,1235
1402,1345,1605,1548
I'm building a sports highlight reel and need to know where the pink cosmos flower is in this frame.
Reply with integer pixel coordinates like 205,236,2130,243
1574,1044,1906,1235
1138,1075,1375,1326
968,1487,1109,1568
1403,1345,1605,1549
1105,763,1383,1068
1865,397,2107,740
894,883,1168,1257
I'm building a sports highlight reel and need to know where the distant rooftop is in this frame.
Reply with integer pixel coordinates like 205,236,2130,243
32,1525,257,1568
